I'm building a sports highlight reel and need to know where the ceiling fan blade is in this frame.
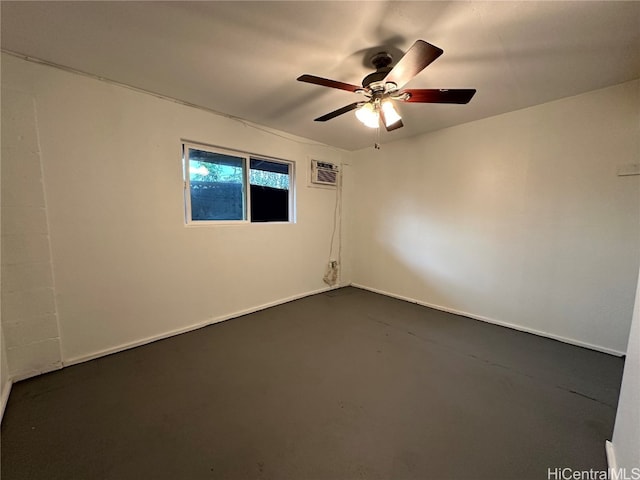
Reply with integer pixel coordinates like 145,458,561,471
400,89,476,104
384,40,444,90
379,108,404,132
297,74,361,93
314,102,362,122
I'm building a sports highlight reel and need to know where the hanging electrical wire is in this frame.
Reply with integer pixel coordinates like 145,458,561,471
323,167,342,287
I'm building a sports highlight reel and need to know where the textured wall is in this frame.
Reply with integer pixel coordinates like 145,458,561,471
1,87,62,380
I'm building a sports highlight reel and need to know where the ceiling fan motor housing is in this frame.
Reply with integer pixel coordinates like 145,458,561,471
362,52,394,88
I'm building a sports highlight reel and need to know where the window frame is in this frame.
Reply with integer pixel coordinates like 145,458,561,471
182,142,295,226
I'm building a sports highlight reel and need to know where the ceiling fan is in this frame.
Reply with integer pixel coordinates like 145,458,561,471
297,40,476,132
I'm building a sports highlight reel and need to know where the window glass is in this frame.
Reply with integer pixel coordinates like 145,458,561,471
250,159,290,190
188,148,246,221
250,159,290,222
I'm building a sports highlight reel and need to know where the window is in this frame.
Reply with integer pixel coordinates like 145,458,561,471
183,143,293,224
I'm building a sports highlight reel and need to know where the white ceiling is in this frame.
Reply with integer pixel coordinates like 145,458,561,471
2,1,639,151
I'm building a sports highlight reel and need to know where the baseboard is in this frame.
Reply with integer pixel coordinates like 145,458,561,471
1,378,13,423
63,285,341,368
10,361,64,383
351,283,625,357
605,440,618,472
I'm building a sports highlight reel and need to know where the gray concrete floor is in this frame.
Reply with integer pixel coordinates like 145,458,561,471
0,287,624,479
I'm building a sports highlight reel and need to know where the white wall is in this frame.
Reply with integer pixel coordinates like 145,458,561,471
1,86,62,380
611,262,640,470
0,88,10,413
0,53,349,368
349,80,640,355
0,327,9,418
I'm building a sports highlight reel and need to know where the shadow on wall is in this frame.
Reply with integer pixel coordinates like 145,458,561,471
370,202,527,326
358,207,457,312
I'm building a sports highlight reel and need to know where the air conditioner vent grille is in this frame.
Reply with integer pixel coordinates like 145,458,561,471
311,160,339,187
317,168,337,184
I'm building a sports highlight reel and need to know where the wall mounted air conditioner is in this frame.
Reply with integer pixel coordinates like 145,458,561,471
310,160,339,187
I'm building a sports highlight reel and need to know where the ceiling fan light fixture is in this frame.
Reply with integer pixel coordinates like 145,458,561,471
381,100,402,127
355,103,379,128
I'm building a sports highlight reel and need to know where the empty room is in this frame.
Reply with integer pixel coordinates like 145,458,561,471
1,2,639,479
